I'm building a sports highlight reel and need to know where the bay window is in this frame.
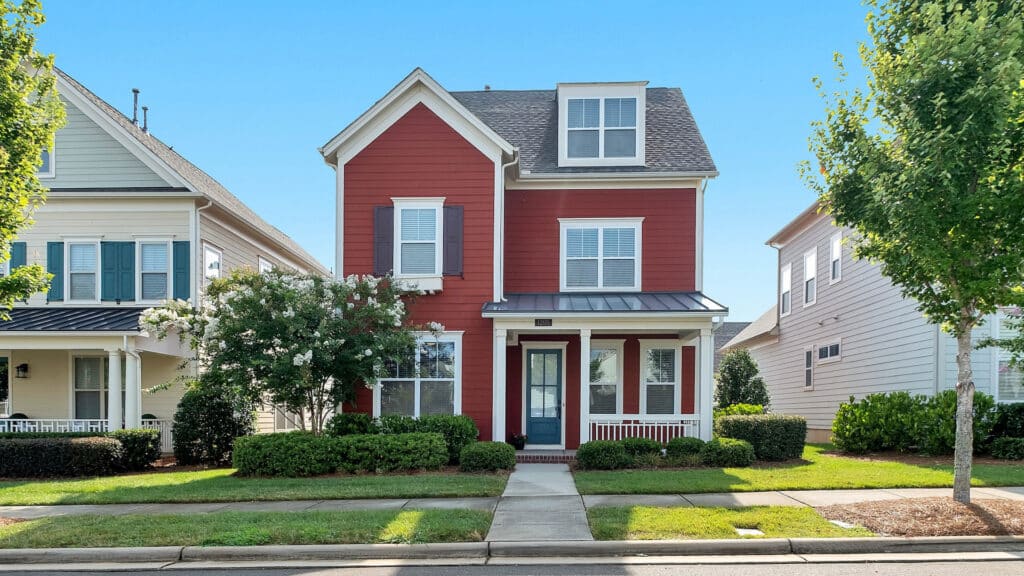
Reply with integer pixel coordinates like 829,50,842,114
560,218,642,291
376,333,462,418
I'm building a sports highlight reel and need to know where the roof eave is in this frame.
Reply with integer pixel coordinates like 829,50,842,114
516,170,719,181
766,201,824,247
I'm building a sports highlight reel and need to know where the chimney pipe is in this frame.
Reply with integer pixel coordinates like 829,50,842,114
142,106,149,133
131,88,140,125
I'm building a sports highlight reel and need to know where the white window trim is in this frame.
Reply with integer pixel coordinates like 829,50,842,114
0,260,8,278
372,331,463,418
69,353,114,419
559,217,643,292
803,346,815,391
829,233,842,284
65,239,101,303
638,339,683,415
136,238,173,304
38,144,55,179
258,256,273,274
203,243,223,284
557,83,646,167
817,339,842,364
995,313,1023,404
803,247,817,307
589,339,625,415
780,263,792,317
392,197,444,291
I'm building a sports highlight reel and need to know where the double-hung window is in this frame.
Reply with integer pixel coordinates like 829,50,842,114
204,244,222,284
589,341,623,415
780,264,792,316
558,84,646,167
560,219,642,291
377,333,462,418
67,241,99,302
997,314,1024,402
138,241,170,301
803,248,817,306
38,146,54,178
640,342,680,415
829,233,842,283
73,356,124,420
804,347,814,389
393,198,443,278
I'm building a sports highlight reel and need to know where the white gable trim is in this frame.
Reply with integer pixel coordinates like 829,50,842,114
55,77,190,190
320,68,514,166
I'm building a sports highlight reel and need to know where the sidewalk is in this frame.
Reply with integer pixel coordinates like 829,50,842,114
486,463,592,542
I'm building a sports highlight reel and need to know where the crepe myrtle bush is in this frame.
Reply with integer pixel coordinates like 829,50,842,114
142,270,442,435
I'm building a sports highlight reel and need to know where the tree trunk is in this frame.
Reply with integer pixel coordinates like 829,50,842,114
953,328,975,504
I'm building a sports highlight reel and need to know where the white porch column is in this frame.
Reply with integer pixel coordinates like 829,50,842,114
698,328,714,440
579,328,591,445
492,328,507,443
107,350,123,431
124,345,141,429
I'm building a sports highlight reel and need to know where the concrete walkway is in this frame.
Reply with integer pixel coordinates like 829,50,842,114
486,463,593,542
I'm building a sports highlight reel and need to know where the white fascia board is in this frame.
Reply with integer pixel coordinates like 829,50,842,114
320,68,514,164
507,173,716,191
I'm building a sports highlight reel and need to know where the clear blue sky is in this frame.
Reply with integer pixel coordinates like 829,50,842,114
36,0,871,321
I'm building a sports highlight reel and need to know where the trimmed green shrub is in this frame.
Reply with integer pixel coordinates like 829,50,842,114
324,412,377,437
576,440,632,470
831,391,927,453
376,414,478,464
715,414,806,461
713,403,765,421
918,390,997,455
0,432,102,440
699,438,755,467
329,432,447,474
0,437,123,478
990,437,1024,460
621,437,662,457
460,441,516,472
232,432,334,477
666,436,706,458
173,387,256,465
108,428,161,470
990,403,1024,440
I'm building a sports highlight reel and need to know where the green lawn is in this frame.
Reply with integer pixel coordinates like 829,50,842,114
0,510,492,548
574,444,1024,495
0,469,508,506
588,506,873,540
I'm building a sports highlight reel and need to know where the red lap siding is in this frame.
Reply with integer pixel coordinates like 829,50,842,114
341,103,496,439
504,188,697,293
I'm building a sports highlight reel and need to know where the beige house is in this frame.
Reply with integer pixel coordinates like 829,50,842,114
0,69,327,450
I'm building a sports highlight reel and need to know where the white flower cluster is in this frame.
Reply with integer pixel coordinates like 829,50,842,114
293,350,313,366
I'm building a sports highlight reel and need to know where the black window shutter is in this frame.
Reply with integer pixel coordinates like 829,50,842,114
443,206,463,277
373,206,394,276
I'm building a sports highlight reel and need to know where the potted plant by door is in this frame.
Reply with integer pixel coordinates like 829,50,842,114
508,432,528,450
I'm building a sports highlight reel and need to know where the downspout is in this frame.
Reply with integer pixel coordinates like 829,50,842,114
498,150,520,302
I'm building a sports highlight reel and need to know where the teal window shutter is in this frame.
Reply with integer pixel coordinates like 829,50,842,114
46,242,64,302
101,242,135,302
172,241,190,301
101,242,117,301
10,242,26,270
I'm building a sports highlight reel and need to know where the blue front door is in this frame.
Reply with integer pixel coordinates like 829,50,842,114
526,349,562,445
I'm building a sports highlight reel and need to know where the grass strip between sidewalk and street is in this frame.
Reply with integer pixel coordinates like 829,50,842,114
0,470,508,506
574,444,1024,495
587,505,874,540
0,510,493,547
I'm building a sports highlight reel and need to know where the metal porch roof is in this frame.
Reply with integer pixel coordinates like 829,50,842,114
482,292,727,315
0,307,147,332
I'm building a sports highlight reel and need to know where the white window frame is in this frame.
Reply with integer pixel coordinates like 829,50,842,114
829,233,842,284
996,313,1023,404
373,331,463,418
817,339,842,364
639,340,682,415
258,256,274,274
136,238,172,303
803,346,815,390
38,144,55,179
0,260,8,278
780,263,792,317
557,83,646,167
65,239,101,303
392,197,444,291
589,339,625,415
69,354,121,419
203,244,222,285
559,218,643,292
803,247,817,307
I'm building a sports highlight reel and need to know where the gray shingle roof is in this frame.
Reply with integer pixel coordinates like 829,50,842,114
55,69,328,274
451,88,716,175
721,305,779,351
482,292,727,315
0,307,145,332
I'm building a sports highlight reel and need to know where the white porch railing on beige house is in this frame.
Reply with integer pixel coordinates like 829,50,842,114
0,418,174,454
589,414,701,443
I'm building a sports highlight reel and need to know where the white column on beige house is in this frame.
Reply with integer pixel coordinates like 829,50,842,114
698,327,714,440
492,328,507,443
107,349,123,430
579,328,592,445
124,344,141,429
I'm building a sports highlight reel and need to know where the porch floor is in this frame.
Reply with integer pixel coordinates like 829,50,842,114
515,449,576,464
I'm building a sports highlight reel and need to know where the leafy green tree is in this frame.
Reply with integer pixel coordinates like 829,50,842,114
714,349,770,408
0,0,65,311
803,0,1024,503
142,270,430,435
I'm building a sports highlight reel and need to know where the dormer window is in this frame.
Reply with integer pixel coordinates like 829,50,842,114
558,83,646,167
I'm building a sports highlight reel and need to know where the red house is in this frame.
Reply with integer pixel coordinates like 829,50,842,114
320,69,725,450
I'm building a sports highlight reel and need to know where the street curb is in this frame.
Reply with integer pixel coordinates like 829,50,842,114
1,536,1023,564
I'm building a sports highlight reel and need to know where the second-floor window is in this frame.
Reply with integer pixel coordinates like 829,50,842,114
138,241,170,301
830,233,842,283
258,256,273,274
560,218,642,291
38,147,54,178
393,199,443,277
803,248,817,306
67,241,99,302
204,245,222,284
780,264,792,316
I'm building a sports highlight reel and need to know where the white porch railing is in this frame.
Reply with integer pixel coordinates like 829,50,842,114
0,419,108,434
589,414,701,444
141,419,174,454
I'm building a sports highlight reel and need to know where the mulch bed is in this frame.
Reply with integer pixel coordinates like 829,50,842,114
0,518,25,527
818,497,1024,536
